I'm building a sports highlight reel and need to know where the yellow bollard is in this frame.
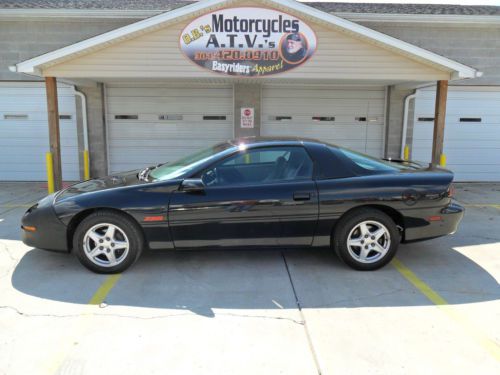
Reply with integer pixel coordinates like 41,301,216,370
83,150,90,180
440,153,447,167
403,145,410,161
46,152,55,194
243,153,251,164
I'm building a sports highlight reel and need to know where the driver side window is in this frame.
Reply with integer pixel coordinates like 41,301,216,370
202,146,313,187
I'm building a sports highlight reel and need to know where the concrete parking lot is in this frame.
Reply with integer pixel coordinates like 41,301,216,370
0,182,499,374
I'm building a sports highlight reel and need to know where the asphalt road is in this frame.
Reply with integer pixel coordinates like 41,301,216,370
0,182,499,374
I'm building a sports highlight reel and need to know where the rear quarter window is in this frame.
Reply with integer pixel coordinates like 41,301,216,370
334,147,415,174
304,144,354,179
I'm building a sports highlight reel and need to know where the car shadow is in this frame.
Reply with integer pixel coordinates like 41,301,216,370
11,234,500,317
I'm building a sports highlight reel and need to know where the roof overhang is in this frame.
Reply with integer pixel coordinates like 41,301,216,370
13,0,481,80
2,8,500,25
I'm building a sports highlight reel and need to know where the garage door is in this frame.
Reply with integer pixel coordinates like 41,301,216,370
0,82,79,181
107,85,234,173
261,86,386,157
412,87,500,181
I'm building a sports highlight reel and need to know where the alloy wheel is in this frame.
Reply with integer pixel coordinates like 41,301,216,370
83,223,130,267
346,220,391,264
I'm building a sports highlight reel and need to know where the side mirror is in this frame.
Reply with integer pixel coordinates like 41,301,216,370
180,178,205,193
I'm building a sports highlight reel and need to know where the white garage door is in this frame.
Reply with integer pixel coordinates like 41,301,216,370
0,82,79,181
412,87,500,181
107,85,234,173
261,86,386,157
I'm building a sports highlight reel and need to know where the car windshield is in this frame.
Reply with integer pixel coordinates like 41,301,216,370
337,147,417,172
149,142,235,181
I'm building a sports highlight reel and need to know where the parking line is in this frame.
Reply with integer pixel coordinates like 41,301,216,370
88,274,122,305
45,274,122,374
462,204,500,209
392,258,500,362
0,204,32,208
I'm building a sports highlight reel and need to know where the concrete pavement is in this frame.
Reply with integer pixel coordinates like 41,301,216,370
0,182,499,374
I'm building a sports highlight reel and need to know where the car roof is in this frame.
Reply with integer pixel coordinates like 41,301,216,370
229,136,331,147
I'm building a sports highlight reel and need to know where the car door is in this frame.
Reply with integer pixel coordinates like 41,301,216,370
269,147,318,246
168,146,318,249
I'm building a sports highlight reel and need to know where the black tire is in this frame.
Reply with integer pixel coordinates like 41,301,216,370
73,210,144,274
333,208,400,271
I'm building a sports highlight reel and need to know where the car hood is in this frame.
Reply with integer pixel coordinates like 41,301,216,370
55,170,147,200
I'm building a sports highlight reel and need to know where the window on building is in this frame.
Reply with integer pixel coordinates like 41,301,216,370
269,116,292,121
313,116,335,122
3,114,28,120
115,115,138,120
203,115,226,120
459,117,482,122
159,114,183,121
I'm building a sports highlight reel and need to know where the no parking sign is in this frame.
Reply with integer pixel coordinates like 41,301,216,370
241,107,254,128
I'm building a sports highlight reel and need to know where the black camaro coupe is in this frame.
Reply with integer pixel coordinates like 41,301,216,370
22,137,464,273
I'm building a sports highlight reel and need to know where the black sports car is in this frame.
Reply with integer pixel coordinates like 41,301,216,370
22,137,464,273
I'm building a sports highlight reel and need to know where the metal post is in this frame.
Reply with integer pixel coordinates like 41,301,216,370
45,152,55,194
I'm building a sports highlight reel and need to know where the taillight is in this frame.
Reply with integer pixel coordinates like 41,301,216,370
447,184,455,198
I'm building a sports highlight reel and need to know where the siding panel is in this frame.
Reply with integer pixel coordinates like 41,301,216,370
44,20,449,81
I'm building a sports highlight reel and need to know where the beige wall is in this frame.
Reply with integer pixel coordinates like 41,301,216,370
43,18,450,81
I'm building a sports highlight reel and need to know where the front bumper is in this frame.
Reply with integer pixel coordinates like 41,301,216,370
21,194,69,252
403,202,465,242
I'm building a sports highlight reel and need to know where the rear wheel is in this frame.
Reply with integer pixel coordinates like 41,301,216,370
73,210,143,274
333,209,399,270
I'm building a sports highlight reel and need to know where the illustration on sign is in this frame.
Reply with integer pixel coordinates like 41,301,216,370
180,7,317,77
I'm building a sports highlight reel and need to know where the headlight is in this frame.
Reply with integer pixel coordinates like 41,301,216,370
26,203,38,214
37,193,56,208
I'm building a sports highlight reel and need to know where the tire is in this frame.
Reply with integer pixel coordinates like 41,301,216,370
333,208,400,271
73,210,144,274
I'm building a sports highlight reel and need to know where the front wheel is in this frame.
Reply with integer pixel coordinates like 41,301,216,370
333,209,400,271
73,210,144,274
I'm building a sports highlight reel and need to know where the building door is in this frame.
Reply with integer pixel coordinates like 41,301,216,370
412,86,500,181
106,84,234,174
0,82,79,181
261,85,386,157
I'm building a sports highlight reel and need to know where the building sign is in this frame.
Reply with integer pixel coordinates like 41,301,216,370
241,107,254,128
180,7,317,77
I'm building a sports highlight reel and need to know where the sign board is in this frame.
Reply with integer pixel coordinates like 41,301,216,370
241,107,254,128
180,7,317,77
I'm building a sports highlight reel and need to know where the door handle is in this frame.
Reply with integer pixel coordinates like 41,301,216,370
293,192,311,201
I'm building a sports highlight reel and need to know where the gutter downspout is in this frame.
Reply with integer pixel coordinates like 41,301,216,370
400,92,416,159
74,89,90,179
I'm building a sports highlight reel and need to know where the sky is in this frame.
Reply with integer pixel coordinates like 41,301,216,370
301,0,500,5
